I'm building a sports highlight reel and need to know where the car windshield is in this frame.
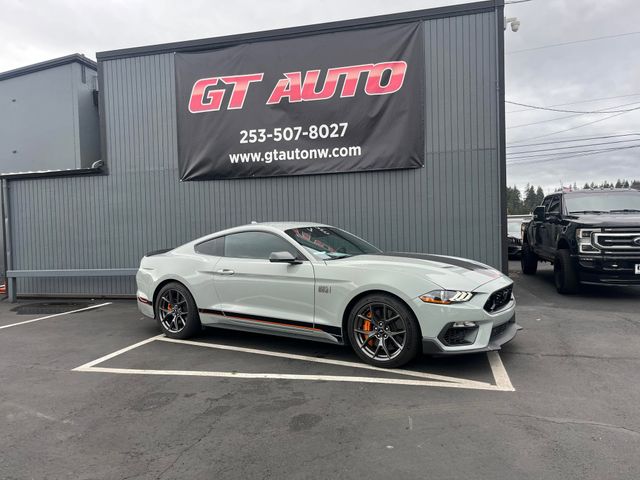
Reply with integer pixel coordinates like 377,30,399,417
285,226,381,260
564,192,640,214
507,222,522,236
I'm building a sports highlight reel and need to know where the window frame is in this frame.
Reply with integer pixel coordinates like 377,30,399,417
195,230,309,261
547,195,562,216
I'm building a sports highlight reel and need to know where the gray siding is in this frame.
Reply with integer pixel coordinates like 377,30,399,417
0,63,100,174
7,11,503,296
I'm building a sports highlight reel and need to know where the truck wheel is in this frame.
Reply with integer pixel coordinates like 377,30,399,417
521,244,538,275
554,250,580,294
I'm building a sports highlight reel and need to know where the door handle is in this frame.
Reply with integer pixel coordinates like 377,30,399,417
215,269,235,276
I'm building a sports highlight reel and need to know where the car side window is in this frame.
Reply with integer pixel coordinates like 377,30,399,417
194,236,225,256
542,196,552,210
224,231,304,260
548,196,561,215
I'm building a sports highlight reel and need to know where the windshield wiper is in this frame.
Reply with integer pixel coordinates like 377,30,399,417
609,209,640,213
569,210,608,214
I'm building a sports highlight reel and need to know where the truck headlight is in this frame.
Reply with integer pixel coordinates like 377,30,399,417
419,290,474,305
576,228,600,253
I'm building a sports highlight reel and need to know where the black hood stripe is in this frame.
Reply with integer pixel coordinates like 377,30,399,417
376,252,493,272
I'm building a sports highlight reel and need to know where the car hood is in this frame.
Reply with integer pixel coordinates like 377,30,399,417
566,213,640,227
330,252,506,292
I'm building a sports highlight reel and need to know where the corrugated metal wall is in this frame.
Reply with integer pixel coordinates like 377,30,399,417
8,11,502,296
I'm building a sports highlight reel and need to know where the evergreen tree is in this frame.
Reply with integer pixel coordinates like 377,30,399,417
583,182,590,189
523,185,537,213
535,186,545,205
615,179,623,188
506,186,523,215
623,180,630,188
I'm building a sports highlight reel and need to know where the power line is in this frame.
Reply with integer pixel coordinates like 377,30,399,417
507,142,640,161
507,133,640,148
507,144,640,165
505,100,640,114
508,110,640,144
507,138,640,156
507,112,585,130
506,93,640,114
506,31,640,54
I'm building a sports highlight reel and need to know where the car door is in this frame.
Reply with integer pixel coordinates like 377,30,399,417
532,196,551,255
542,195,562,259
212,230,316,327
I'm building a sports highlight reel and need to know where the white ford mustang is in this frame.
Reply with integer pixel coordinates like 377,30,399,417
136,222,519,367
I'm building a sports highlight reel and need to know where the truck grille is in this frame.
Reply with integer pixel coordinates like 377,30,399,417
593,229,640,255
484,286,513,313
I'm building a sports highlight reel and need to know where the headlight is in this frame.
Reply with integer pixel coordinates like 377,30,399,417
576,228,600,253
419,290,474,305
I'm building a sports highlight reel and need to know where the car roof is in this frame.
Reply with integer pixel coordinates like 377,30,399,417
248,221,329,231
185,221,331,246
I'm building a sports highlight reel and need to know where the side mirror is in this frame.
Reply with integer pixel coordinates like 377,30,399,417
269,251,301,264
533,206,546,222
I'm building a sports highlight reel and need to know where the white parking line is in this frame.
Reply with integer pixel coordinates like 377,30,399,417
73,335,515,391
156,337,493,386
487,351,515,391
0,303,113,331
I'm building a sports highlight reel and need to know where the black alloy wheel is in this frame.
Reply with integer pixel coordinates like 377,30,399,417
155,282,201,339
347,294,420,368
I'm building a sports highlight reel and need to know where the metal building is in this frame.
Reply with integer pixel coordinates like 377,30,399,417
0,54,100,294
1,0,507,301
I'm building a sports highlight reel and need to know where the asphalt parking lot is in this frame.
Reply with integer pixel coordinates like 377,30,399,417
1,261,639,480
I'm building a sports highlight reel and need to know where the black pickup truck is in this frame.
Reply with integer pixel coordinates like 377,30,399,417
521,189,640,293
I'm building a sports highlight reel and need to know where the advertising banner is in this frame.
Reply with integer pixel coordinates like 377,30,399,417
175,22,425,180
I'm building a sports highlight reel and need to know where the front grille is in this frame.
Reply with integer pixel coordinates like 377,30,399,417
439,324,479,346
441,328,472,345
593,229,640,255
484,286,513,313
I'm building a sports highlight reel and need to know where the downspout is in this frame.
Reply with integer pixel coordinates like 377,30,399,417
2,179,15,302
495,0,509,274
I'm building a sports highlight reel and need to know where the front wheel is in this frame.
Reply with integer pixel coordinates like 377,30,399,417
155,282,201,339
554,250,580,294
347,294,420,368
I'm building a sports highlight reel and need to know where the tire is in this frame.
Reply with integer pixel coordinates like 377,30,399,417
554,249,580,294
346,293,420,368
521,243,538,275
155,282,201,339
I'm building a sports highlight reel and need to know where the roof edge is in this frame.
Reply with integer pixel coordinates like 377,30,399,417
0,54,97,82
0,165,104,181
97,0,500,61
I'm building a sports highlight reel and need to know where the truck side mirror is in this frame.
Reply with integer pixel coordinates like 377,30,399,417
533,206,546,222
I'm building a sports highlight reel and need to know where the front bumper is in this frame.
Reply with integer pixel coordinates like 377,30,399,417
422,313,520,354
575,254,640,286
412,276,521,355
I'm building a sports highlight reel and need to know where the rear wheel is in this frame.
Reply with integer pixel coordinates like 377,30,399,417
521,243,538,275
554,249,580,294
155,282,201,339
347,294,420,368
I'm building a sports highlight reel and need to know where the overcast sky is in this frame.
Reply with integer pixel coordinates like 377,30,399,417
2,0,639,193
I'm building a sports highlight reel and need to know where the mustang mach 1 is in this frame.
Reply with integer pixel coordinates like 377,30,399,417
136,223,519,367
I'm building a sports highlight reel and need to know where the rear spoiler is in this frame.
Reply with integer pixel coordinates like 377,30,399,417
145,248,173,257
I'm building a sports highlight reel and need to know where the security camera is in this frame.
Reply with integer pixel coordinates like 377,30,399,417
504,17,521,32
